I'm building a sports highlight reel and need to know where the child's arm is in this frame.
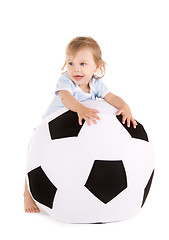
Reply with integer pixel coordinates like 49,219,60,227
58,90,100,126
104,92,137,128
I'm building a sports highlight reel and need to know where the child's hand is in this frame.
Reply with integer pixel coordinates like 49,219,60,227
77,106,100,126
116,104,138,128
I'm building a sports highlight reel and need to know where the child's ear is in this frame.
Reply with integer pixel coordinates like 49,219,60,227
94,64,100,73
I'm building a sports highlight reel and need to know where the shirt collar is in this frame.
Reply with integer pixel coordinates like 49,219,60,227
89,76,97,93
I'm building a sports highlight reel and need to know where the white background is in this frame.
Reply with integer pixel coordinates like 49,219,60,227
0,0,168,239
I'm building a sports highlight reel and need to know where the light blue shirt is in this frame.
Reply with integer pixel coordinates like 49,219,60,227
43,72,110,119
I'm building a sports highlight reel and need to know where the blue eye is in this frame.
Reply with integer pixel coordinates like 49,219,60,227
81,62,86,66
68,62,73,66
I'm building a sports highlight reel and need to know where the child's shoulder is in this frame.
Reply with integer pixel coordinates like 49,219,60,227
60,72,71,81
56,72,76,91
92,76,104,86
58,72,74,85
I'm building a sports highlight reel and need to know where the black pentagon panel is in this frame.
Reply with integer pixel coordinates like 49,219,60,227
141,170,154,207
28,166,57,209
116,114,149,142
48,110,85,140
85,160,127,204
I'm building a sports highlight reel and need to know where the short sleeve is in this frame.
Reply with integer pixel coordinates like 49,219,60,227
93,78,110,98
55,73,75,95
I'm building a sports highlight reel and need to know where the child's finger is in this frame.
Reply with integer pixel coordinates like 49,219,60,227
127,118,130,127
122,115,127,124
78,117,82,125
91,108,100,113
116,110,122,115
132,119,138,128
91,117,97,124
92,114,100,120
86,118,91,126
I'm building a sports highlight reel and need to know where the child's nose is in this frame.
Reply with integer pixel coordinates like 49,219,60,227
73,65,81,72
74,68,80,71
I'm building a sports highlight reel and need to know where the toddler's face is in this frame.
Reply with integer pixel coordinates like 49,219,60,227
66,48,99,87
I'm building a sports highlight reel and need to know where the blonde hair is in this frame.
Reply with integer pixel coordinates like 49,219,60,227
62,36,106,78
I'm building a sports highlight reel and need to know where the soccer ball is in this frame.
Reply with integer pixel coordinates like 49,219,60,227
27,100,154,223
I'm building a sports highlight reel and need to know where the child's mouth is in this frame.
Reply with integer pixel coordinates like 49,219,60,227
73,75,83,81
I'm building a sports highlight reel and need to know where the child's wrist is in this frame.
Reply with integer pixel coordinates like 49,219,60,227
121,103,129,110
76,104,86,114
